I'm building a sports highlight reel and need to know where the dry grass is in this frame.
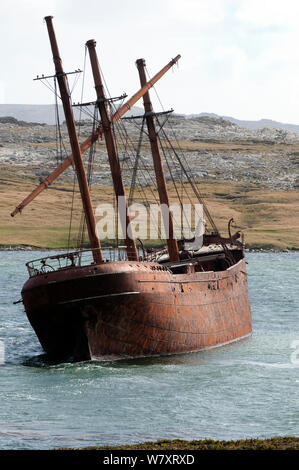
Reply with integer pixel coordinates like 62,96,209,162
1,164,298,250
173,138,299,153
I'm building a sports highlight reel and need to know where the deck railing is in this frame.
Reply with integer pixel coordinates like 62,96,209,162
25,247,145,277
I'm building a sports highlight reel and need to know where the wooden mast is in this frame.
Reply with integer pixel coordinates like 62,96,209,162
136,58,180,262
86,39,138,262
44,16,102,263
11,55,181,217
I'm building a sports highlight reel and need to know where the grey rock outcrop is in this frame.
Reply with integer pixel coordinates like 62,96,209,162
0,114,298,190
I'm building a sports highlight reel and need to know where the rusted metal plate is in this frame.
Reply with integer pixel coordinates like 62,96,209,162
22,258,252,361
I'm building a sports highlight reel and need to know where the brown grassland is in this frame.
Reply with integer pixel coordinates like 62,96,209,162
0,160,298,251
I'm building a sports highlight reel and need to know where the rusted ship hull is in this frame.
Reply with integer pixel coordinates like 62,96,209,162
21,257,252,361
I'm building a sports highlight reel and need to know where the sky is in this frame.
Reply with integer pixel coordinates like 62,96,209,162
2,0,299,123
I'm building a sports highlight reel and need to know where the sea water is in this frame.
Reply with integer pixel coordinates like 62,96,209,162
0,251,298,450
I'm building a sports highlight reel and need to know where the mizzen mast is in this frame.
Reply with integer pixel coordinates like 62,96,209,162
44,16,102,263
136,58,180,262
86,39,138,261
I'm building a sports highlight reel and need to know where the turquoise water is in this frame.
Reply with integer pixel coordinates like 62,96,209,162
0,251,298,450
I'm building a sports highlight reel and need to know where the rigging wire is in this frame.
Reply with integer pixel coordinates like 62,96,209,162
128,116,145,205
71,54,218,250
54,77,68,164
144,66,165,112
156,117,236,263
76,46,88,140
114,99,201,242
112,116,161,239
143,65,220,235
38,77,59,96
157,133,191,236
77,107,99,248
157,120,217,232
145,63,206,235
112,117,161,221
56,45,92,251
75,47,98,249
95,74,162,239
66,171,77,251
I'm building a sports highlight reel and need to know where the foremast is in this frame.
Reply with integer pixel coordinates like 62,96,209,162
44,16,102,263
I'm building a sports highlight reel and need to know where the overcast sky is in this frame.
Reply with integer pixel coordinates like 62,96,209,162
2,0,299,123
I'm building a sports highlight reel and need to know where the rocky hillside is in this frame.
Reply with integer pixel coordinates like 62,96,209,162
189,112,299,134
0,104,143,125
0,114,298,190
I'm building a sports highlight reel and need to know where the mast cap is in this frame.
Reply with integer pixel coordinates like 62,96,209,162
86,39,97,48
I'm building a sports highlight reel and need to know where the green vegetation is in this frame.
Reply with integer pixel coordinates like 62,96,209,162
61,436,299,450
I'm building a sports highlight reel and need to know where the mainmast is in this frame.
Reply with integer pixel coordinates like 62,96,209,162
86,40,138,262
44,16,102,263
136,58,180,262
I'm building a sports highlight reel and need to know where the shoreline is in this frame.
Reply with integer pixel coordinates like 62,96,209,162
0,244,298,253
0,242,298,253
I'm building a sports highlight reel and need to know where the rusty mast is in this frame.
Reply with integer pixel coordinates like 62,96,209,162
136,58,180,262
86,39,138,262
44,16,102,263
